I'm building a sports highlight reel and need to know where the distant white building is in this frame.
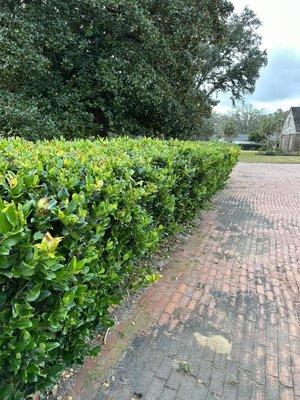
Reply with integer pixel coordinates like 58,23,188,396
280,107,300,152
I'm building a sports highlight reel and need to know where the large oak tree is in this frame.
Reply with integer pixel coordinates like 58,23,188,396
0,0,267,139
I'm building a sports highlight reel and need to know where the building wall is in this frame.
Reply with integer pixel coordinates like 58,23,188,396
294,134,300,151
280,109,299,152
281,133,300,152
281,109,296,135
281,134,291,152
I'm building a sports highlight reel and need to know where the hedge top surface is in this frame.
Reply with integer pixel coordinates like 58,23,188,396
0,137,237,167
0,138,238,204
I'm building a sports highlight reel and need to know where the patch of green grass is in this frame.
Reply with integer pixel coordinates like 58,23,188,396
239,151,300,164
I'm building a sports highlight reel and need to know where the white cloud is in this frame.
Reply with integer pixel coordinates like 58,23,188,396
215,0,300,113
231,0,300,50
215,96,300,115
252,98,300,113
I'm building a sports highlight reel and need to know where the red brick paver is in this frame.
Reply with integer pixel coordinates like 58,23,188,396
60,163,300,400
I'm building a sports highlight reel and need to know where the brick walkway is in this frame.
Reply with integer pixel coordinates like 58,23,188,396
62,163,300,400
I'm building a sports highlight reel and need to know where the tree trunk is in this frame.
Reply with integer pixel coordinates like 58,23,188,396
91,108,109,138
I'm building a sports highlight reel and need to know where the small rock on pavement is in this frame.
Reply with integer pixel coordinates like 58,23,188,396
51,385,58,396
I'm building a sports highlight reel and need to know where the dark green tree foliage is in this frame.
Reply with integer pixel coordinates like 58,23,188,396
0,0,267,139
249,109,288,142
229,104,263,136
223,120,236,140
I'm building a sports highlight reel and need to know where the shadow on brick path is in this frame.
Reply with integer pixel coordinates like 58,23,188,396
59,163,300,400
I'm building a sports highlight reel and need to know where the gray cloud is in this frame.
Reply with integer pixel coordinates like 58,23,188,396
215,48,300,112
251,48,300,102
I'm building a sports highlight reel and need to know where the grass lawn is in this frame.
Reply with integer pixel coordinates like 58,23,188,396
239,150,300,164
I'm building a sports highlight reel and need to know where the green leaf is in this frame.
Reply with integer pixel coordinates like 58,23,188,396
69,256,86,274
61,288,76,307
0,246,10,255
18,261,36,277
0,292,6,307
44,341,60,352
89,345,101,356
0,384,15,400
1,229,25,248
26,283,42,302
13,319,33,329
21,200,35,217
0,255,11,269
12,302,34,317
0,212,12,234
9,352,21,374
35,290,51,301
5,204,19,227
33,231,44,241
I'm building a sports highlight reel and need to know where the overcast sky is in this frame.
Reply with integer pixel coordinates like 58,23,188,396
215,0,300,114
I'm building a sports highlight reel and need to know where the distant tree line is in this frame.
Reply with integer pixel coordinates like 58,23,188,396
201,104,288,144
0,0,267,140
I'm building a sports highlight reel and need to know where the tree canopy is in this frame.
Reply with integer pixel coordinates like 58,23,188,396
207,104,288,144
0,0,267,139
249,109,288,143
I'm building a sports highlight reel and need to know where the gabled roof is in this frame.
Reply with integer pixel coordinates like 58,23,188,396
291,107,300,132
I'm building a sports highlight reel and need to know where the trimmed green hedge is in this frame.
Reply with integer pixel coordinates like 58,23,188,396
0,138,238,398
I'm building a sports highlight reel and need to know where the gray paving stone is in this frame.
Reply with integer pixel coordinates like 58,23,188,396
144,376,165,400
91,164,300,400
160,387,177,400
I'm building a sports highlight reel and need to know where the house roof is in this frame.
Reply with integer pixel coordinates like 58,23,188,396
291,107,300,132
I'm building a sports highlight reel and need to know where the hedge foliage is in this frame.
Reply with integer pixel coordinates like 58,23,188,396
0,138,238,398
